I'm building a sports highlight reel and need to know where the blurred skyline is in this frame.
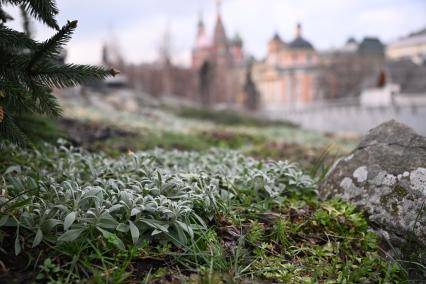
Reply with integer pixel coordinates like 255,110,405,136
6,0,426,66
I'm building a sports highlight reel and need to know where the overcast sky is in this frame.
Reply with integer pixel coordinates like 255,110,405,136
5,0,426,66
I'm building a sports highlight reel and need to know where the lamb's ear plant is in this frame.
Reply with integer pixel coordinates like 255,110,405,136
0,142,407,282
0,0,117,145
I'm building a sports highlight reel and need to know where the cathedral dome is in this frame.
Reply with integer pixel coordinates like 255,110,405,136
288,23,314,50
230,33,243,47
288,37,314,49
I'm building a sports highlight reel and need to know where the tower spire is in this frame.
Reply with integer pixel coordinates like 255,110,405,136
197,10,204,31
215,0,222,16
296,22,302,37
213,0,227,47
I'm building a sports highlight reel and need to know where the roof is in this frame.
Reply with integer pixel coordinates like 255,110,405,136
230,33,243,47
288,36,314,50
357,37,385,57
407,27,426,38
388,27,426,49
346,37,357,44
387,60,426,94
272,33,283,42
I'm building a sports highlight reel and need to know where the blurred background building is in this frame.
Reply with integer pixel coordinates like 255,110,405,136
191,1,245,107
387,28,426,64
55,0,425,135
252,23,319,111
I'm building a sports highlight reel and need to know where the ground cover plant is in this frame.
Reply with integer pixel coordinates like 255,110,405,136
0,141,406,283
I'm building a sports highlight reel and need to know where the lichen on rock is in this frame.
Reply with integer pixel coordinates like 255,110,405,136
353,166,368,183
319,120,426,273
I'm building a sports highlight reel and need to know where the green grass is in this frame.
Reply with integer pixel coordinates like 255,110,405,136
0,142,406,283
175,106,297,128
91,128,266,155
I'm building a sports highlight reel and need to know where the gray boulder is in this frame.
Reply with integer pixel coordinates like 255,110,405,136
319,120,426,266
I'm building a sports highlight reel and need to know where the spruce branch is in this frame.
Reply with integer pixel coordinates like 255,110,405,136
27,20,77,70
20,0,59,30
30,63,117,89
0,80,40,116
0,0,117,145
0,26,37,49
28,82,61,117
0,6,13,23
20,4,32,37
0,113,31,146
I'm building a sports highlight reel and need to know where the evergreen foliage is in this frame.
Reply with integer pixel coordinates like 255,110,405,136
0,0,118,145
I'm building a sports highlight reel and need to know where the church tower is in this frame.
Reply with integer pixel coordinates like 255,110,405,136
191,0,243,106
212,0,228,54
192,13,211,70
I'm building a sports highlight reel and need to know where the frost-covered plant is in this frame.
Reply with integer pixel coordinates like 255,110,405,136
0,141,315,254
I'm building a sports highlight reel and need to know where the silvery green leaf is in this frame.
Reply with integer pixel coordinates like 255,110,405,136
5,165,21,175
151,229,162,236
116,223,129,233
175,223,188,245
64,212,76,231
131,208,140,216
15,234,21,255
98,212,119,229
120,192,131,205
129,221,140,244
97,227,113,238
176,220,194,239
46,219,63,230
142,220,169,232
97,227,125,251
108,204,123,213
32,229,43,248
81,188,103,201
58,228,84,242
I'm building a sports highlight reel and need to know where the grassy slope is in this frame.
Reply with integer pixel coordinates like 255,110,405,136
0,103,406,283
60,101,358,171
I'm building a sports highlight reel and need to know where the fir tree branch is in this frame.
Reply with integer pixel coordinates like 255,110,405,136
20,4,32,37
0,79,34,115
20,0,59,30
30,63,115,89
0,26,37,49
28,82,61,117
0,6,13,23
0,0,118,146
1,0,59,29
27,20,77,71
0,113,31,146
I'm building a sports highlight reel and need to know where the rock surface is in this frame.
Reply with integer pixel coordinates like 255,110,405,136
319,120,426,264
